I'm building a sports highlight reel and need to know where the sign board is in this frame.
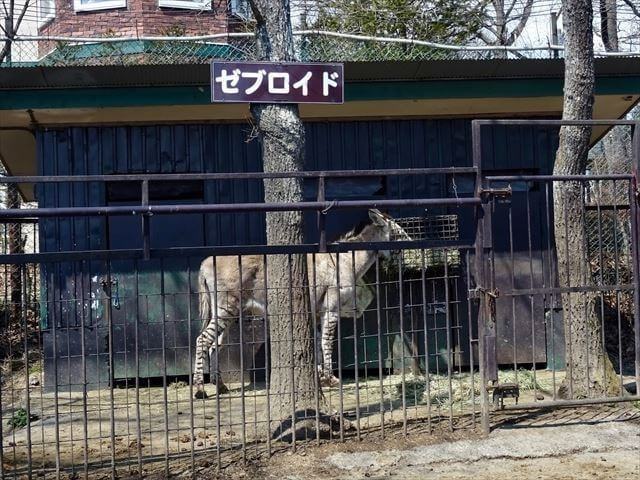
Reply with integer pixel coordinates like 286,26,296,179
211,61,344,104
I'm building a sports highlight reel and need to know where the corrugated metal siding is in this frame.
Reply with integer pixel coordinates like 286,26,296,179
37,120,559,385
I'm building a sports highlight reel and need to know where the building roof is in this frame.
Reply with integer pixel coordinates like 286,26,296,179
1,57,639,201
2,57,640,90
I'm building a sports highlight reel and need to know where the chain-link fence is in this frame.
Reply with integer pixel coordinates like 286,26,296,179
4,31,640,68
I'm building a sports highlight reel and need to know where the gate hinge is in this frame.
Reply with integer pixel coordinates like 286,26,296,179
480,186,512,199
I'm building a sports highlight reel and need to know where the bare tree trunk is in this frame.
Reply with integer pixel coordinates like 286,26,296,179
479,0,533,58
555,0,620,399
1,0,33,65
599,0,619,51
248,0,325,440
597,0,633,285
1,184,24,358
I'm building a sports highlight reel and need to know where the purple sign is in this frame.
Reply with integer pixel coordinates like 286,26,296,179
211,61,344,104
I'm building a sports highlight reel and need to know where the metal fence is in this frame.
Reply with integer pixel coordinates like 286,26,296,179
4,31,640,68
0,120,638,478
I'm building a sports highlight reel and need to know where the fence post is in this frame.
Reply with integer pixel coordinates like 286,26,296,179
631,124,640,397
472,121,492,435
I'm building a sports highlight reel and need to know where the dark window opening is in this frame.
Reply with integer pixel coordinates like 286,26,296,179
107,180,205,250
303,176,387,200
107,180,204,203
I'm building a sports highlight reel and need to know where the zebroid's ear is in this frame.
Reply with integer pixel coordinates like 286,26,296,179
368,209,387,225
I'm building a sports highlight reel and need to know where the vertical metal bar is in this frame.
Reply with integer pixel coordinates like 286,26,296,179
595,180,608,396
317,176,327,253
397,252,407,436
579,182,591,397
21,265,32,480
443,253,454,430
211,256,222,470
133,262,142,474
142,295,151,459
611,185,624,393
80,260,89,479
187,260,195,475
261,254,271,456
562,186,574,398
0,260,7,479
526,187,537,399
6,257,17,480
0,270,5,480
335,252,344,441
471,120,490,435
374,255,385,438
508,187,517,375
286,254,297,450
421,249,432,431
465,250,475,425
311,253,321,444
101,272,116,478
52,274,61,479
159,260,169,477
630,124,640,398
238,256,247,462
351,250,361,440
141,180,150,261
544,182,558,400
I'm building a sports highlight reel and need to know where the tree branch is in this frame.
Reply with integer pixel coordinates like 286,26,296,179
622,0,640,18
13,0,32,37
506,0,533,45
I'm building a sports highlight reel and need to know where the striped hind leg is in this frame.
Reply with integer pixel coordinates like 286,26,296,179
319,309,341,387
194,312,230,398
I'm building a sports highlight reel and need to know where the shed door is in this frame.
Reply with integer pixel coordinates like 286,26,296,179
107,181,205,379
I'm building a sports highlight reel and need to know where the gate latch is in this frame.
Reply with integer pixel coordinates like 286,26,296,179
479,186,512,199
469,287,499,318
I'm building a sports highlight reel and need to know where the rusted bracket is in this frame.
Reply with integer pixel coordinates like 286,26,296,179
480,186,512,199
469,286,499,302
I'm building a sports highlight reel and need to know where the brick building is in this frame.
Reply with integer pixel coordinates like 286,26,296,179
36,0,248,56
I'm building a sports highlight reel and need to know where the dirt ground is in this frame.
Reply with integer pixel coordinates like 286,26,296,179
2,366,639,478
185,404,640,480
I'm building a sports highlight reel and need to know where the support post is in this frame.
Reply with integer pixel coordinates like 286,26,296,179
141,180,150,260
472,121,492,435
317,175,327,253
631,124,640,397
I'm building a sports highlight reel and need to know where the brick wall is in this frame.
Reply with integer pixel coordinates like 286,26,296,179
39,0,233,55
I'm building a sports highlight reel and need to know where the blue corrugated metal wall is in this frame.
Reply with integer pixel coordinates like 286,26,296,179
37,120,559,386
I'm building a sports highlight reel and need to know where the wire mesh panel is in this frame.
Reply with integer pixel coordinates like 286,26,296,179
394,215,461,269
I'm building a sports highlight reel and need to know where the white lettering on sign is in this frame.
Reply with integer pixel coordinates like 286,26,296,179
267,72,290,94
242,69,267,94
214,69,241,94
211,62,344,104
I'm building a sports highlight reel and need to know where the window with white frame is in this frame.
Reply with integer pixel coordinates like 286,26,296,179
158,0,211,10
37,0,55,25
73,0,126,12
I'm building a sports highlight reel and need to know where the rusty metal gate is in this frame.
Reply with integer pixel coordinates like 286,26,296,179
472,119,640,433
